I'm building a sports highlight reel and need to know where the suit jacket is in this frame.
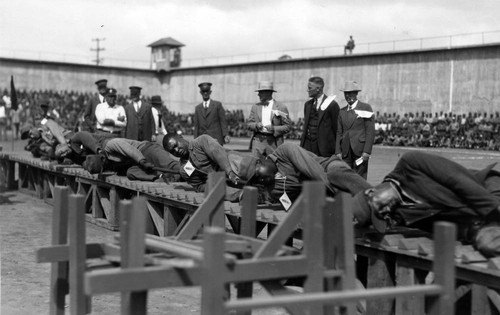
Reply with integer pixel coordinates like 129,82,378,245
82,94,105,132
299,95,340,157
335,101,375,157
124,99,155,141
247,100,291,147
193,100,227,145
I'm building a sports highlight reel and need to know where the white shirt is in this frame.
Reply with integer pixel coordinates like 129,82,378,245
152,107,167,135
315,94,325,110
95,102,127,132
203,99,211,108
348,100,359,110
261,99,274,133
134,100,142,112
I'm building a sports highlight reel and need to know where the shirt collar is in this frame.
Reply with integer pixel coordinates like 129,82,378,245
349,100,359,110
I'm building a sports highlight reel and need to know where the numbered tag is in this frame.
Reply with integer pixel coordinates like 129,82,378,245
41,118,47,125
279,192,292,211
183,160,195,177
355,157,364,166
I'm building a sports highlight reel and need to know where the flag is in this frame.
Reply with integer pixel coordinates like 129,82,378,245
10,75,18,111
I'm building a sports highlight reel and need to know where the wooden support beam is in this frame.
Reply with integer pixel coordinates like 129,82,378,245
68,193,90,315
49,186,69,315
120,198,148,315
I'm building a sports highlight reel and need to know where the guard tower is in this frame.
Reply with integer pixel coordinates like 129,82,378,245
148,37,185,71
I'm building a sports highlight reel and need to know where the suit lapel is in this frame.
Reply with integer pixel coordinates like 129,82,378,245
317,95,327,123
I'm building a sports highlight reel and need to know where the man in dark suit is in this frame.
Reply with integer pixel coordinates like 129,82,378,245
300,76,340,157
124,86,155,142
352,151,500,257
82,79,108,132
247,81,291,158
335,81,375,179
193,82,229,146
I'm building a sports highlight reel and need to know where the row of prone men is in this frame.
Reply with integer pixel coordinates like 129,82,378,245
21,117,500,259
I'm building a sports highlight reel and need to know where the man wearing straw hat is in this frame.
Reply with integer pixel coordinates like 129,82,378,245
335,81,375,179
247,81,291,158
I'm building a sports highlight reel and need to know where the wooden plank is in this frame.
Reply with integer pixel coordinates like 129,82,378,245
398,237,433,251
236,186,258,315
427,222,456,315
146,200,164,236
201,227,227,315
462,251,488,264
394,264,424,315
175,173,226,240
381,234,404,247
471,284,491,315
366,256,395,315
329,193,357,314
68,193,90,315
253,195,304,259
120,198,148,315
49,186,69,315
302,182,325,315
488,257,500,270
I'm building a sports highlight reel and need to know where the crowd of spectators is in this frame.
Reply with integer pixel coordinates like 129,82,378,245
2,88,500,151
373,111,500,150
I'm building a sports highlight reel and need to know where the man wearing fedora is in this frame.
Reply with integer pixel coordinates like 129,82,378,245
300,76,340,157
124,86,155,142
247,81,291,158
83,79,108,132
193,82,229,146
150,95,168,143
335,81,375,179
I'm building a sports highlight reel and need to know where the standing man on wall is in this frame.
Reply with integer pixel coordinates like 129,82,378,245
247,81,291,158
335,81,375,179
83,79,108,132
300,76,340,157
193,82,230,146
124,86,155,142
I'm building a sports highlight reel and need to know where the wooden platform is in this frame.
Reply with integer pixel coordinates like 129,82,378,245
3,152,500,314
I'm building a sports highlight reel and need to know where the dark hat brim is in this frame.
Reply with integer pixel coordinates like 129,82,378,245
352,190,388,233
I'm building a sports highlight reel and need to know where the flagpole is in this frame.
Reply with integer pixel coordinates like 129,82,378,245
10,75,18,152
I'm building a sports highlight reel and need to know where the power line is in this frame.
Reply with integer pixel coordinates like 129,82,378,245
91,38,105,66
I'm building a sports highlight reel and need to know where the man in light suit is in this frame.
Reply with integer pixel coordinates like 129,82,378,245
247,81,291,158
335,81,375,179
300,76,340,157
124,86,155,142
193,82,229,146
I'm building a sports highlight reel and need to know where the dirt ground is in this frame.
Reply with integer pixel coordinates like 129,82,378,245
0,190,291,315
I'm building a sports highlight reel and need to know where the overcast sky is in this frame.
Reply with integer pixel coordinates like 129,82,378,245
1,0,499,65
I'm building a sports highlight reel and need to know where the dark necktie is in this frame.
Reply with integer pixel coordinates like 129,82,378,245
312,98,318,111
158,113,162,128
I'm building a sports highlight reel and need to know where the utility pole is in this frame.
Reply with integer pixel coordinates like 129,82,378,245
91,38,105,66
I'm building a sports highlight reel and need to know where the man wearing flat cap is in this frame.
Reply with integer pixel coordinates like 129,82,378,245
247,81,291,158
193,82,229,146
335,81,375,179
83,79,108,132
124,86,155,142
